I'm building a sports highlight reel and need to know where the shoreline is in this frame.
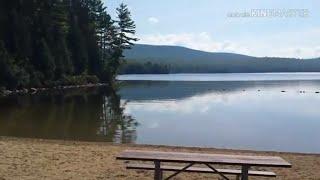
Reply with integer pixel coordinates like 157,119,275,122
0,83,109,97
2,136,319,157
1,136,320,179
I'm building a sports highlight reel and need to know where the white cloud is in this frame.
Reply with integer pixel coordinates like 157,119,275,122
235,28,320,58
148,17,159,24
138,30,320,58
315,47,320,56
284,48,319,59
139,32,250,55
124,92,236,115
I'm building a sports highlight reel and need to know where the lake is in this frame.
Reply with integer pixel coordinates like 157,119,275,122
1,73,320,153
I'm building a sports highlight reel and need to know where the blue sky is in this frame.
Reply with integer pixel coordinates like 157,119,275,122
105,0,320,58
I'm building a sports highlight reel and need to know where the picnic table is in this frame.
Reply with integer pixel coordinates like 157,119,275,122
116,150,291,180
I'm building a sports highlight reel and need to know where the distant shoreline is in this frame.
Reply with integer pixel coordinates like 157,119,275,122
117,72,320,82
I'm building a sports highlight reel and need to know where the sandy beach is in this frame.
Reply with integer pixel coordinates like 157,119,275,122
0,137,319,180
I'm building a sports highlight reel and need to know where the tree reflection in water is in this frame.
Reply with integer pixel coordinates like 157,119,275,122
98,87,137,143
0,86,138,143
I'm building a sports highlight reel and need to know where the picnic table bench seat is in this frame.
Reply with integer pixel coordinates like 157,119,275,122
127,163,276,177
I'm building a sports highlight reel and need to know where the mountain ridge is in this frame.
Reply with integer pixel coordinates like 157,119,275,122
125,44,317,60
122,44,320,73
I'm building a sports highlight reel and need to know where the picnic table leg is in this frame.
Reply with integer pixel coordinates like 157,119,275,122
154,160,162,180
241,165,249,180
236,175,241,180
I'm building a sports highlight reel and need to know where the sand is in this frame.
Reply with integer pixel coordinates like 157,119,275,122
0,137,319,180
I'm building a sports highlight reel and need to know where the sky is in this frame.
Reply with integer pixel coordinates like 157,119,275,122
105,0,320,58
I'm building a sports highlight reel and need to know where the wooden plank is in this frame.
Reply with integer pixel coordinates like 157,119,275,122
116,150,292,167
126,163,277,177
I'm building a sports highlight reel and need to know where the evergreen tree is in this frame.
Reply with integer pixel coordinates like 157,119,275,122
116,3,138,50
0,41,16,88
68,15,88,75
0,41,30,88
36,39,56,80
53,38,73,78
86,0,108,77
51,0,73,77
103,3,138,81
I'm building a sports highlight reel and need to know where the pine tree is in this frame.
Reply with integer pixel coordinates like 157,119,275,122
103,3,138,81
116,3,138,50
52,0,70,35
68,15,88,75
0,41,16,88
0,41,30,88
54,38,73,78
51,0,73,77
37,39,56,80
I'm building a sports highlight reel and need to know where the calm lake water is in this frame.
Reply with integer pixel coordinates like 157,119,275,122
1,73,320,153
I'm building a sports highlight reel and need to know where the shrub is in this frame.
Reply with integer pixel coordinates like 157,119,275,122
61,75,100,86
86,75,99,84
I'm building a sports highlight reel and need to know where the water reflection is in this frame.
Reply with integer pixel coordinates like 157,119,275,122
0,87,138,143
119,80,320,153
119,80,320,101
1,79,320,153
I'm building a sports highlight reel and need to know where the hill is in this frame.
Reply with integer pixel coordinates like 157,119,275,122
121,44,320,73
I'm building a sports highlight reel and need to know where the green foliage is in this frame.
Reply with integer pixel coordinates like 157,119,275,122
52,0,70,35
36,39,56,80
0,41,30,88
120,61,170,74
61,75,99,85
116,3,138,49
0,0,137,89
54,38,73,77
68,15,88,74
102,3,138,81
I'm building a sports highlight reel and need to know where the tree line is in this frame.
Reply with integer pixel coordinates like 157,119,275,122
120,61,170,74
0,0,137,89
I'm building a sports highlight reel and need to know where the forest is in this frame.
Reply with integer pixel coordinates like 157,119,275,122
120,61,170,74
0,0,137,90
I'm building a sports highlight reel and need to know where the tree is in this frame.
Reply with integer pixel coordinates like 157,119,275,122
36,39,56,80
99,12,118,82
0,41,30,88
0,41,17,88
116,3,138,50
103,3,138,81
51,0,73,77
52,0,70,35
68,15,88,75
53,38,73,78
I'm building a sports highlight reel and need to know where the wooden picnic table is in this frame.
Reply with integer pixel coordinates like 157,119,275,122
116,150,291,180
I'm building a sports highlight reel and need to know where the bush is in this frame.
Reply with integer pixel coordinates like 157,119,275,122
61,75,100,86
86,75,99,84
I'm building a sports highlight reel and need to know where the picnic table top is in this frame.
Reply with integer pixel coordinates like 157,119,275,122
116,150,292,168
